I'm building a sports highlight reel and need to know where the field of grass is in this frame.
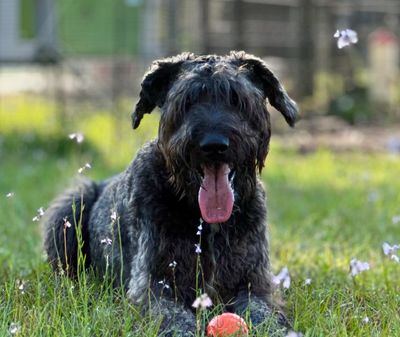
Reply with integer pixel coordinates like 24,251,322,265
0,96,399,336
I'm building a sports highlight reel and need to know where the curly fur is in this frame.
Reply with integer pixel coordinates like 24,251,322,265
43,51,297,337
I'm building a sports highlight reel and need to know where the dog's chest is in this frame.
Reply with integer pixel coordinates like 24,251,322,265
157,223,246,303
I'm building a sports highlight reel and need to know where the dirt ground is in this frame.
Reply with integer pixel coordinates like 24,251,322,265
273,115,400,154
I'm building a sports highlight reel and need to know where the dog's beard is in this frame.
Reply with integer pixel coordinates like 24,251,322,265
198,164,234,224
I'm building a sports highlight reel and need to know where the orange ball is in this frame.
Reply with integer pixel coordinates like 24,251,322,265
207,313,249,337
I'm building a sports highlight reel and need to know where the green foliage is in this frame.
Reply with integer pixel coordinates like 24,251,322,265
0,96,399,336
57,0,140,55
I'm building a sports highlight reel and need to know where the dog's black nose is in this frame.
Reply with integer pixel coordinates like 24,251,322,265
199,133,229,153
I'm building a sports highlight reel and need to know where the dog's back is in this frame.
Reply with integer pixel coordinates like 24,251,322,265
43,177,100,275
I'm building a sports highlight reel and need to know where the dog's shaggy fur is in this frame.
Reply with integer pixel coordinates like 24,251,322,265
43,51,297,336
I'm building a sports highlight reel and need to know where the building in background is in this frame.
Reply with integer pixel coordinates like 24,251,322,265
0,0,58,62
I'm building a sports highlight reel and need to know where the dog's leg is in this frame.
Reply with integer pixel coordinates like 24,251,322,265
231,290,289,336
147,297,196,337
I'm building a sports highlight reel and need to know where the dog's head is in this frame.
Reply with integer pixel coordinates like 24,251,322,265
132,51,298,224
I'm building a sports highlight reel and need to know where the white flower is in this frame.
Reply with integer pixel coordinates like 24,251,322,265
78,163,92,174
169,261,177,269
17,279,27,294
390,254,399,263
6,192,14,198
350,258,370,277
392,215,400,224
9,322,21,335
272,267,291,289
192,293,212,309
101,238,112,246
362,316,369,324
32,207,45,222
194,243,202,254
110,210,117,222
63,217,72,228
334,29,358,49
285,331,303,337
158,280,170,289
304,278,312,286
68,132,85,143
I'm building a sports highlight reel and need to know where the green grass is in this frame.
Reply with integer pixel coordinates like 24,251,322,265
1,96,400,336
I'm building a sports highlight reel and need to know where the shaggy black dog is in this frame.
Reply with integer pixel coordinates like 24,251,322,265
43,51,297,336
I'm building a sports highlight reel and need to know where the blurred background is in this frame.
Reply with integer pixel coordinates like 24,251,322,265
1,0,400,127
1,0,400,195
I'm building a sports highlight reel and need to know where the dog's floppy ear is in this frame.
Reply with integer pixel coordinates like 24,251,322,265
131,53,195,129
230,51,298,127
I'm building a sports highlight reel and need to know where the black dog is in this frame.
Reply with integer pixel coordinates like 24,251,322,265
43,51,297,336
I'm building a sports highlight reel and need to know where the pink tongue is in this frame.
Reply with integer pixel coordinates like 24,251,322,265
198,164,234,224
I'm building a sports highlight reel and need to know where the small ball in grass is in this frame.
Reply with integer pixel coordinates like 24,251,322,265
206,313,249,337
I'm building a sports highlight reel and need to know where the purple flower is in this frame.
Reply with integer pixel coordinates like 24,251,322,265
350,258,370,277
194,243,202,254
272,267,291,289
382,242,400,256
334,29,358,49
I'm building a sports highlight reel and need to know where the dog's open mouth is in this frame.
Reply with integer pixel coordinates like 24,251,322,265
198,164,234,224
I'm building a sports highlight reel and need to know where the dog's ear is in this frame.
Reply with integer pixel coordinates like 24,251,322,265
230,51,298,127
131,53,195,129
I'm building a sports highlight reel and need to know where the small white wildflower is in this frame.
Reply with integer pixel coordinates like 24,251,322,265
169,261,177,269
32,207,45,222
9,322,21,335
101,238,112,246
63,217,72,228
350,258,370,277
272,267,291,289
78,163,92,174
390,254,400,263
286,331,304,337
304,278,312,286
285,331,304,337
334,29,358,49
158,280,170,289
192,293,212,309
196,230,202,236
362,316,369,324
194,243,202,254
392,215,400,224
110,210,117,222
6,192,14,198
68,132,85,143
17,279,27,294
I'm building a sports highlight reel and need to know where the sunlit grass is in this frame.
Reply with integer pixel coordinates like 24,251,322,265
0,95,399,336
